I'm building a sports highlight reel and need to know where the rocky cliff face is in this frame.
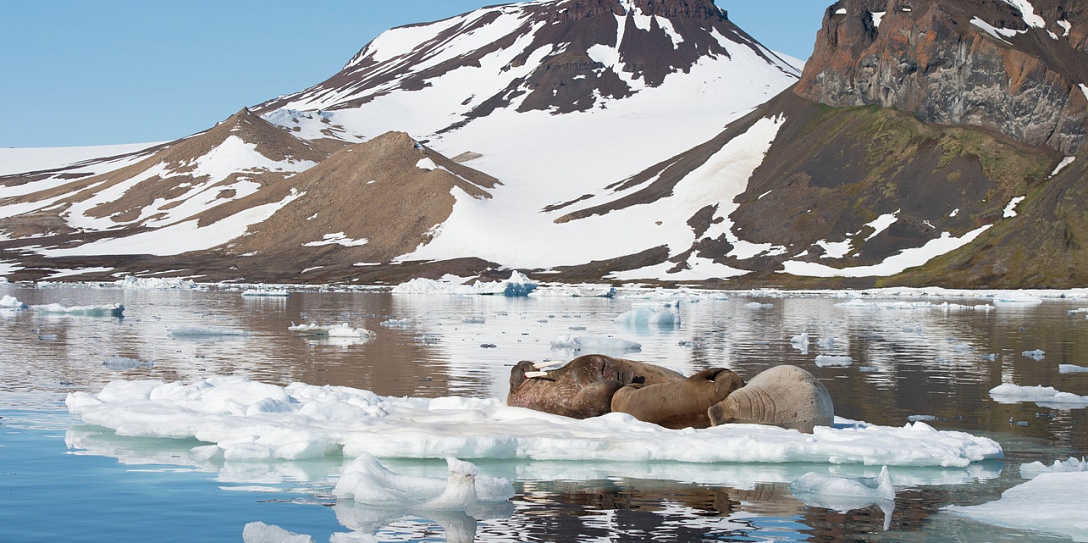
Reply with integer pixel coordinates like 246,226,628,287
795,0,1088,155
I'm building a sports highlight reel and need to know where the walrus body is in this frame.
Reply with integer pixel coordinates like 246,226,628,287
507,355,834,433
610,367,744,429
707,364,834,433
506,354,684,419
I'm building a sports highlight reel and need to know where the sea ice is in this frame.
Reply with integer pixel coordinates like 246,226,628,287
1,294,27,309
790,466,895,530
117,276,197,290
1019,457,1087,479
169,325,249,338
391,271,537,297
65,377,1003,467
1059,364,1088,374
815,355,854,367
989,383,1088,408
241,287,290,297
613,304,681,327
289,322,374,339
30,302,124,318
944,472,1088,542
380,318,413,328
1021,349,1045,360
102,356,154,370
529,284,615,298
550,335,642,353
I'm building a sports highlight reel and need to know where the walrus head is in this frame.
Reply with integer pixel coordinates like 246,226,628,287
708,365,834,433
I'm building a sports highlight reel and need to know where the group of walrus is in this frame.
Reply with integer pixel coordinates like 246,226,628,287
507,355,834,433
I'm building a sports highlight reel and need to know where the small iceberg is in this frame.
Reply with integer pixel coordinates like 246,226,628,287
333,453,514,511
1019,457,1087,479
1021,349,1046,360
169,325,249,338
530,284,615,298
790,466,896,530
989,383,1088,408
289,322,375,339
815,355,854,367
1,295,28,310
391,271,537,297
242,522,312,543
1059,364,1088,374
550,335,641,353
614,303,681,327
31,302,124,318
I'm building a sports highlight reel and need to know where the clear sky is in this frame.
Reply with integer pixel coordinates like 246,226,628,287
0,1,828,149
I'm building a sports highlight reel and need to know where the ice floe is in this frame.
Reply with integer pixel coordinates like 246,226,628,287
392,271,537,297
989,383,1088,408
613,303,681,327
30,302,124,318
65,377,1003,467
1020,457,1087,479
1,294,27,310
549,335,642,353
790,465,895,530
289,322,375,339
333,453,513,509
944,472,1088,542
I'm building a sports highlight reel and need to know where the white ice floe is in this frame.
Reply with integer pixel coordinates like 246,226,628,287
613,304,681,327
242,522,313,543
117,276,198,290
1021,349,1045,360
529,284,616,298
289,323,375,339
790,465,896,530
333,453,513,510
1059,364,1088,374
989,383,1088,408
241,287,290,297
65,377,1003,467
392,271,537,297
815,355,854,367
1020,457,1088,479
549,335,642,353
102,356,154,370
944,472,1088,542
1,294,27,309
30,302,124,318
168,326,249,338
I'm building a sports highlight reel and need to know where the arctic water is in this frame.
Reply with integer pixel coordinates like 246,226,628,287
1,282,1086,542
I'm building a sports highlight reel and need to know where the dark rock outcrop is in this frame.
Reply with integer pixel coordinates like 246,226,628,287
795,0,1088,155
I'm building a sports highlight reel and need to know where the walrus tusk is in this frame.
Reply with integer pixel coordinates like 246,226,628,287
524,371,550,378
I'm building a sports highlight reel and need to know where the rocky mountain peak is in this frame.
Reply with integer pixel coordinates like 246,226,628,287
795,0,1088,155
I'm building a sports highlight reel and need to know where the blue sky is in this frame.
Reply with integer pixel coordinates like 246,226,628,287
0,1,828,148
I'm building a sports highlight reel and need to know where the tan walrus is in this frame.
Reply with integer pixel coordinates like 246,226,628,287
610,367,745,429
708,364,835,433
506,354,685,419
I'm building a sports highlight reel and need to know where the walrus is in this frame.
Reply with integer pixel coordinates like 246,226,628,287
708,364,834,432
610,367,745,429
506,354,685,419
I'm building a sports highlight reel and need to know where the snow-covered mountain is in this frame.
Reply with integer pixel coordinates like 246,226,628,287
1,0,804,284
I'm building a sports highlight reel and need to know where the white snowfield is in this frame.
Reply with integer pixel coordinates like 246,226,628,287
65,376,1003,467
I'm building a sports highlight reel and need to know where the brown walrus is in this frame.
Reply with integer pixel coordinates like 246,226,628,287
506,354,684,419
708,364,835,433
610,367,744,429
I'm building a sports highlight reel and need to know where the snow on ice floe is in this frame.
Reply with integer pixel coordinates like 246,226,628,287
65,376,1003,467
944,472,1088,542
790,466,895,530
989,383,1088,408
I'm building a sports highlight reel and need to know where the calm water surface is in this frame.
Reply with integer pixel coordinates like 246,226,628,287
1,283,1085,542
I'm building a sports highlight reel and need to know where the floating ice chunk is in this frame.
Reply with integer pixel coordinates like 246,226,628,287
991,291,1042,305
380,318,413,328
289,322,375,339
1021,349,1045,360
908,415,937,422
392,271,537,297
1,295,27,309
243,522,314,543
333,453,513,510
241,287,290,297
1059,364,1088,374
103,356,154,370
31,302,124,318
817,336,838,349
461,317,486,324
1020,457,1088,479
989,383,1088,408
815,355,853,367
550,335,641,353
117,276,197,290
944,472,1088,542
790,466,895,530
614,304,681,327
169,326,249,338
745,302,774,310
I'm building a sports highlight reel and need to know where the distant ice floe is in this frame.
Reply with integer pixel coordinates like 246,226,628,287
944,472,1088,542
65,377,1003,467
815,355,854,367
529,284,615,298
289,322,375,339
550,335,642,353
392,271,537,297
30,302,124,318
1059,364,1088,374
116,276,198,290
241,287,290,297
1021,349,1046,360
169,326,249,338
790,465,896,530
989,383,1088,408
242,522,312,543
102,356,154,370
1,294,28,310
